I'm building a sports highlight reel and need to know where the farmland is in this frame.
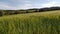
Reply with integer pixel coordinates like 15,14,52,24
0,10,60,34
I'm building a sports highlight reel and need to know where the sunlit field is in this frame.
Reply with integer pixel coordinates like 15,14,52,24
0,10,60,34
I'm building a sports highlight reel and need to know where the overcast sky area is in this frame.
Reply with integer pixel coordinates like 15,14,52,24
0,0,60,10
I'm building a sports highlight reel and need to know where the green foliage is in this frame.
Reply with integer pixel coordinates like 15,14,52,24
0,7,60,16
0,9,38,16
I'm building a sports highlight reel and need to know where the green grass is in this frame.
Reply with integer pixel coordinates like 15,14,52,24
0,10,60,34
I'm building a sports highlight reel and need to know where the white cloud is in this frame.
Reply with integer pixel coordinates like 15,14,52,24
0,1,33,10
16,3,32,9
0,0,33,10
0,2,18,10
0,0,60,10
41,1,60,8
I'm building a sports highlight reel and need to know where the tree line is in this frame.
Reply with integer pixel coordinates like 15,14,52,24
0,7,60,16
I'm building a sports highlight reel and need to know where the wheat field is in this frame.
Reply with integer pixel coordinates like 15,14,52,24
0,10,60,34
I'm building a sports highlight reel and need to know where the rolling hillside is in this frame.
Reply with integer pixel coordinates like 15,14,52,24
0,10,60,34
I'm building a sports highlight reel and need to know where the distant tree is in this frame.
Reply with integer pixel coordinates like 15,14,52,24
26,10,28,13
0,11,4,16
14,11,20,14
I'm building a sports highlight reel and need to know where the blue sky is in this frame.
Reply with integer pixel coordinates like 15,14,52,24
0,0,60,10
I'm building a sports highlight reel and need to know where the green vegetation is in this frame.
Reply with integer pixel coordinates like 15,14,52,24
0,9,38,16
0,10,60,34
0,6,60,16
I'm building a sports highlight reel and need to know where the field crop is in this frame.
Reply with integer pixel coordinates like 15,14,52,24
0,10,60,34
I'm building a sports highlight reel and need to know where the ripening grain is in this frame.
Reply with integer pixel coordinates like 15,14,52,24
0,10,60,34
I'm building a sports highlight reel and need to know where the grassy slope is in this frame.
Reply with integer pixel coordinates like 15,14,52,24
0,10,60,34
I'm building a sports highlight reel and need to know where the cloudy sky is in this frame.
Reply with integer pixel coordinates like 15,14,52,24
0,0,60,10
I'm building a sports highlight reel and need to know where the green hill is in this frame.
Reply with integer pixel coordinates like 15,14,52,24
0,10,60,34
